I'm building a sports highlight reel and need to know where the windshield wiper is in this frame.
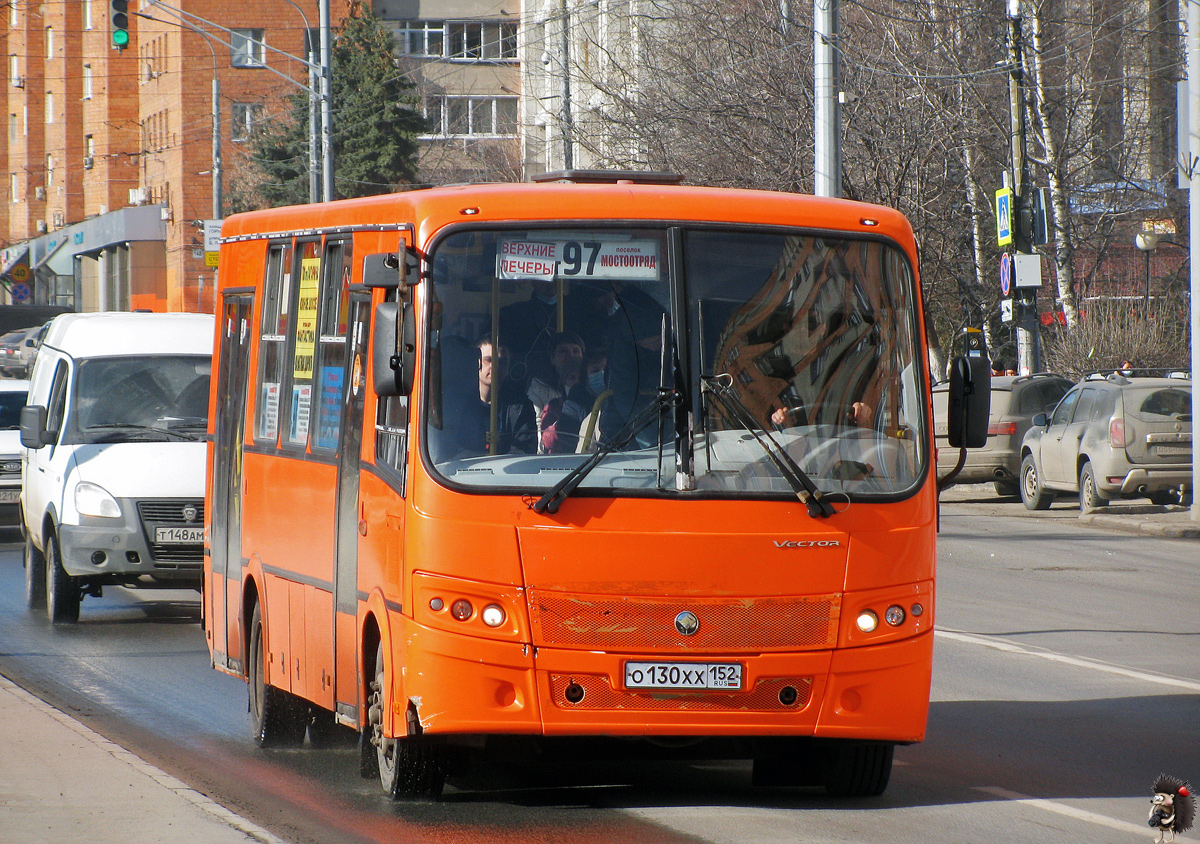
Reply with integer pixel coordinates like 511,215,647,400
531,384,679,515
83,424,198,442
700,374,835,518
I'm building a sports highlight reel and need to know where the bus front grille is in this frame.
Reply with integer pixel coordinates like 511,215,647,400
528,591,840,651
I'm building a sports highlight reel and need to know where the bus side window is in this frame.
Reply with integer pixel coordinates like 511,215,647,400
375,290,409,489
256,242,292,444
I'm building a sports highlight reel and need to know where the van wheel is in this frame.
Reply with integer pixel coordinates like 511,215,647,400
1020,454,1052,510
248,604,307,747
24,534,46,610
45,534,80,624
1078,462,1107,511
371,648,446,800
823,742,894,797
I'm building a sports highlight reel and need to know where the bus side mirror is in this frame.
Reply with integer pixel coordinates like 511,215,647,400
373,301,415,397
363,247,409,290
19,404,50,449
946,354,990,448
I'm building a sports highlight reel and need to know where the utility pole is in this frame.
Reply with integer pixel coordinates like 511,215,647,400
1007,0,1041,374
1187,0,1199,522
559,0,574,169
813,0,840,197
319,0,333,201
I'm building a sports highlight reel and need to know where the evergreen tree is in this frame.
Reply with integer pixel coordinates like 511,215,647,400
235,2,424,209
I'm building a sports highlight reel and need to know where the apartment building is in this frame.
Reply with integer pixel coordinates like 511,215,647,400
0,0,340,313
372,0,522,183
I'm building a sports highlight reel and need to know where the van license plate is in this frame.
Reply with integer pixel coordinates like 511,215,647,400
0,490,19,503
624,661,743,690
156,526,204,544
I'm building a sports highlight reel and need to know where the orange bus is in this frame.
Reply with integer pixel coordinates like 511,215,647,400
204,171,986,800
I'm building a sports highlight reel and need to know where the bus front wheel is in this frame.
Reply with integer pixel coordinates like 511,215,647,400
248,604,307,748
371,648,446,800
823,741,894,797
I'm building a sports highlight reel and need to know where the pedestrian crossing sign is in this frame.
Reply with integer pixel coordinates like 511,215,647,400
995,188,1013,246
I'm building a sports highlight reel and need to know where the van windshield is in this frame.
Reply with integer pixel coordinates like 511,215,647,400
66,355,211,444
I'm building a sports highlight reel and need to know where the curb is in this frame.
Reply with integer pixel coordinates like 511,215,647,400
1078,512,1200,539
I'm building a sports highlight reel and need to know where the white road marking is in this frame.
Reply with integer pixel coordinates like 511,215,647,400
936,629,1200,692
974,786,1148,836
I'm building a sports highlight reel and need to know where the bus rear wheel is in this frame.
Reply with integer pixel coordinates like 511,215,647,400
248,604,307,747
371,648,446,800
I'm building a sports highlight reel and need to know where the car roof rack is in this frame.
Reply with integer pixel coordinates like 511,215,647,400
531,170,685,185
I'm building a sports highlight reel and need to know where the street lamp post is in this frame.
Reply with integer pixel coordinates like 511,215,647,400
1134,231,1160,313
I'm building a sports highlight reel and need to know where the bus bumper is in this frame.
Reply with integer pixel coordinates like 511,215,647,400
400,618,931,743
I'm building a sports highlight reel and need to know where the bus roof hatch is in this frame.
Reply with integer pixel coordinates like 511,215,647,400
531,170,684,185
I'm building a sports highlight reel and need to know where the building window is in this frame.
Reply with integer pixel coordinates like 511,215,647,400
83,65,93,99
85,135,95,169
231,103,264,141
46,154,55,188
399,21,516,61
231,29,266,68
10,174,17,203
9,55,19,87
424,95,518,137
8,114,16,145
84,0,93,31
45,92,53,124
46,27,54,58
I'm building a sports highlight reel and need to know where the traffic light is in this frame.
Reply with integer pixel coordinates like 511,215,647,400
110,1,129,50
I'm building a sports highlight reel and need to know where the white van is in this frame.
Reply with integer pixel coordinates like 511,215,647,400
20,312,215,623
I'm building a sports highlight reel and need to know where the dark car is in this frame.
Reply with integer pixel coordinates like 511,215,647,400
1020,373,1193,510
933,372,1073,497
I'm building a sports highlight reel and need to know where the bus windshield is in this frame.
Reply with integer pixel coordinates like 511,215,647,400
424,225,926,499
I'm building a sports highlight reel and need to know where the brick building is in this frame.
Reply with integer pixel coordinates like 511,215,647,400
0,0,343,313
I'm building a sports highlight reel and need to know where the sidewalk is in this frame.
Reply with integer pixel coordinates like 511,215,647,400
1079,503,1200,539
0,673,288,844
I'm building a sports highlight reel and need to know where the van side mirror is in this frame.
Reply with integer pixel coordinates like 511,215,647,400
946,354,990,448
373,301,415,397
19,405,50,449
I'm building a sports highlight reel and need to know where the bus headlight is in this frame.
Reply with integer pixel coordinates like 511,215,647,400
75,481,121,518
481,604,506,628
855,610,879,633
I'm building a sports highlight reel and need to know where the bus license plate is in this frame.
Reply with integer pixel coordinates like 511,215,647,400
624,661,743,691
155,526,204,544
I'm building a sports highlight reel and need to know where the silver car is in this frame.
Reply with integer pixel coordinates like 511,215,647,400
934,373,1072,497
1019,373,1192,510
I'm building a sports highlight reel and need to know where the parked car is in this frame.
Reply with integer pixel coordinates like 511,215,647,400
0,379,29,527
1019,372,1192,511
933,372,1073,497
16,321,51,377
20,312,215,623
0,329,30,377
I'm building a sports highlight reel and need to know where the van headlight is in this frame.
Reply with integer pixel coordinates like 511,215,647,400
75,481,121,518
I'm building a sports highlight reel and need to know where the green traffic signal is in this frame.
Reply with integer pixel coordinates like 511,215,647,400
110,0,129,50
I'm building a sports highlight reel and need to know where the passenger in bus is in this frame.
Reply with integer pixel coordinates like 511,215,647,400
541,347,610,453
499,278,561,379
448,336,535,457
527,332,586,453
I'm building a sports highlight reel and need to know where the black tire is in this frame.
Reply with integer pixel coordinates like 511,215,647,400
24,534,46,610
371,647,446,800
1019,454,1053,510
45,534,80,624
822,742,894,797
1078,462,1107,511
993,479,1019,499
248,604,308,748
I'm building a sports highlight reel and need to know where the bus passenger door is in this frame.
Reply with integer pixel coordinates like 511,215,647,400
210,293,253,673
333,292,370,723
